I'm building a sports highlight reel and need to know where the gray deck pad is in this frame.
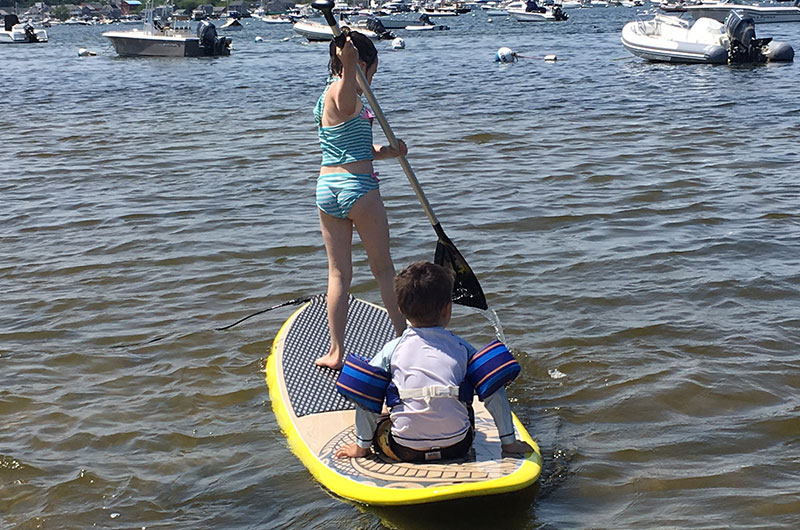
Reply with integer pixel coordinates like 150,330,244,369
283,295,396,417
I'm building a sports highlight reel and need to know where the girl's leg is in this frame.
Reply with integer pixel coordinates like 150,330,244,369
349,189,407,336
316,209,353,369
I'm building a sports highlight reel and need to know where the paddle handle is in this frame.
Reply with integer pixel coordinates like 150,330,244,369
313,1,439,228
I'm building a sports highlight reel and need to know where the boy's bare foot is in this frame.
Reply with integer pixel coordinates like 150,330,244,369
335,443,370,459
315,351,344,370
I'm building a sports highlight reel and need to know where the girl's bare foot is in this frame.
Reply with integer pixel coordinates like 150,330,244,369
315,351,344,370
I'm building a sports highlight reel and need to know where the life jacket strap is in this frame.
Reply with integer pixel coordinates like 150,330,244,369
396,385,461,405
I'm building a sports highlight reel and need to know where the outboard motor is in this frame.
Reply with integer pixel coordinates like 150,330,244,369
365,16,395,40
725,10,769,63
197,20,231,56
24,22,39,42
553,6,568,20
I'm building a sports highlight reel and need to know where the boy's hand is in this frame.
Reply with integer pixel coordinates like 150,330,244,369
335,443,370,459
501,440,534,458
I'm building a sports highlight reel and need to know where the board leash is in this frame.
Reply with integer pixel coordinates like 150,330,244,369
214,296,315,331
111,296,315,348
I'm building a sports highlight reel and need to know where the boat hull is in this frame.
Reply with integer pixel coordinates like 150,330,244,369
373,15,419,29
0,27,48,43
103,31,229,57
404,24,450,31
621,19,728,64
509,9,564,21
293,21,379,41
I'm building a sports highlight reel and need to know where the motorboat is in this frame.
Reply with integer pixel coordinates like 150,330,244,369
405,22,451,29
660,1,690,13
351,16,397,38
482,2,511,15
685,0,800,23
419,8,460,16
621,11,794,63
507,1,569,20
219,17,244,30
372,15,416,28
103,2,231,57
256,14,295,23
355,10,418,28
1,14,48,43
292,20,381,41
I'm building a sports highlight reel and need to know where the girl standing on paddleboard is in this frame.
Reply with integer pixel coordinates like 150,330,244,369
313,30,407,370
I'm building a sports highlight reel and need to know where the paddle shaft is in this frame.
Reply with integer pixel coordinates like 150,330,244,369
316,8,439,228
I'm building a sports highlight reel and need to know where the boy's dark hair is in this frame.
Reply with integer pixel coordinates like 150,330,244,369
328,30,378,77
394,262,454,326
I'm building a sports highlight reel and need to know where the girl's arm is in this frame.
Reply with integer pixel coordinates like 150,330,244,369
325,37,361,123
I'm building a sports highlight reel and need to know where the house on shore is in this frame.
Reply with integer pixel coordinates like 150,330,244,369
120,0,142,15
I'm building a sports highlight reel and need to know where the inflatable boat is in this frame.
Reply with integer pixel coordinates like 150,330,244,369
621,11,794,64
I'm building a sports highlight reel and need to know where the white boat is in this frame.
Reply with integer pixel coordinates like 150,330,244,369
420,8,461,15
1,15,48,43
103,2,231,57
481,1,509,13
685,0,800,23
220,17,244,30
405,23,451,29
621,11,794,63
356,11,419,28
375,15,416,28
507,1,570,20
561,1,583,8
659,1,689,12
256,14,295,23
351,17,398,38
292,20,380,40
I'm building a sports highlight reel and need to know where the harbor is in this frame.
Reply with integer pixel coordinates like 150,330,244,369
2,2,799,528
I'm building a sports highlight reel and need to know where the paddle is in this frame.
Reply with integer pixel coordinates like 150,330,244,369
311,0,488,311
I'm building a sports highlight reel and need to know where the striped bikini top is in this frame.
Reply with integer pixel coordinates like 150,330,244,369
314,80,374,166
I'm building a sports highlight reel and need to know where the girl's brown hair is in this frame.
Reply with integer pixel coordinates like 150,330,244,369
328,29,379,77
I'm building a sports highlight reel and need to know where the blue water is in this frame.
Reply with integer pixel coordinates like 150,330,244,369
2,8,799,529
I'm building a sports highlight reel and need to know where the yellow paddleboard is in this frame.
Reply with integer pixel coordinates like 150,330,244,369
266,295,542,506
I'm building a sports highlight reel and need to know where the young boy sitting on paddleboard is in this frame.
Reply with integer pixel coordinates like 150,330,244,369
335,261,533,461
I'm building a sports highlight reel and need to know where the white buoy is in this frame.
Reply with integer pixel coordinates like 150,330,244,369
391,37,405,50
77,48,97,57
495,46,516,63
255,36,263,42
488,17,493,22
544,54,557,62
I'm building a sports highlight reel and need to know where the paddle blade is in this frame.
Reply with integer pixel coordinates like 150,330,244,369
433,224,488,310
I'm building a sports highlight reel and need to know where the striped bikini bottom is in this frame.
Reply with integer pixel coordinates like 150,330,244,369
316,172,379,219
